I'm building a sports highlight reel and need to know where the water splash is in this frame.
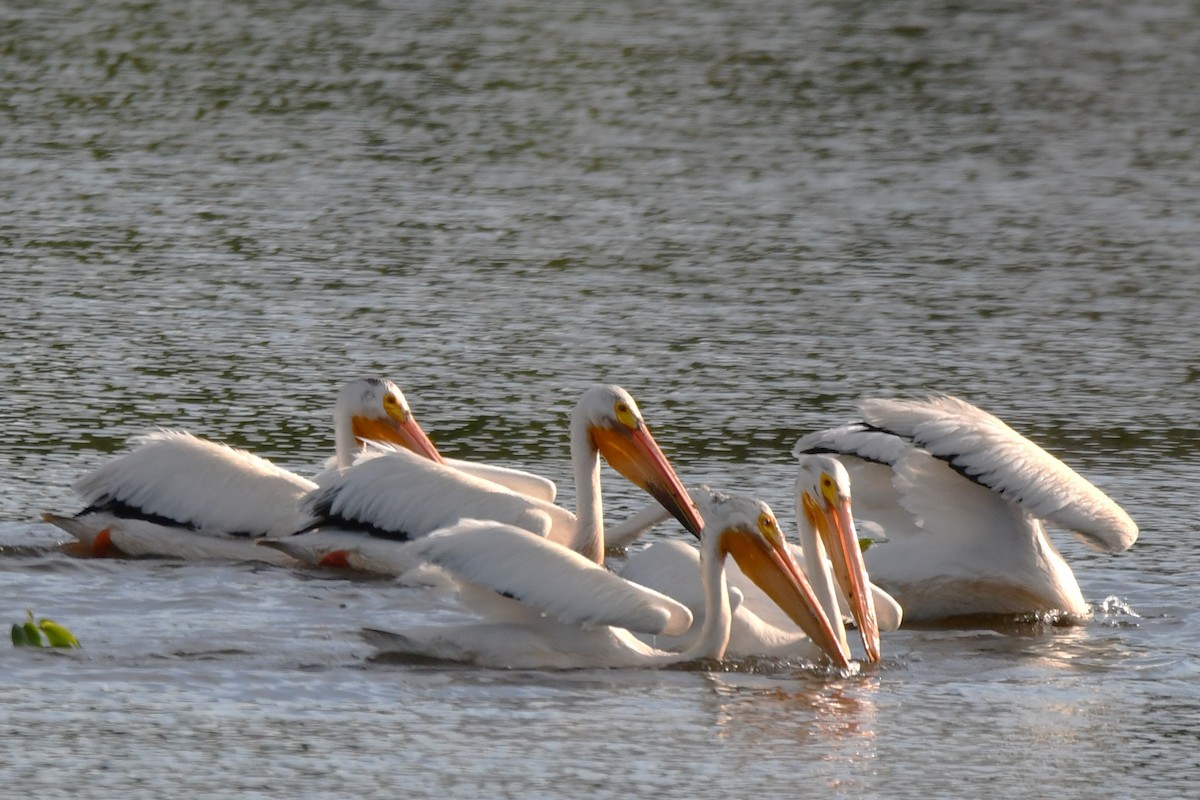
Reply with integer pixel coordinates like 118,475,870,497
1092,595,1142,627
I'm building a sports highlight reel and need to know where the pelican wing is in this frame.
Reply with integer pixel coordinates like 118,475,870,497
858,396,1137,553
444,457,557,503
409,520,694,636
619,540,707,614
73,430,316,537
793,422,910,467
886,446,1037,555
301,447,556,540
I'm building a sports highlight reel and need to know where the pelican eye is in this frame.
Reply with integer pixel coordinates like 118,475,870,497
820,473,840,506
757,512,781,543
614,401,639,429
383,394,409,421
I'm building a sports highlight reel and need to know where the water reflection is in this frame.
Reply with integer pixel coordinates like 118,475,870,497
691,672,881,795
703,670,880,749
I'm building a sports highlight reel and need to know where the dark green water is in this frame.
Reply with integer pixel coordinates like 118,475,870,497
2,1,1198,797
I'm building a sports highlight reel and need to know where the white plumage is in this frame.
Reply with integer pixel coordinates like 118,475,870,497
362,494,846,669
619,471,893,663
794,394,1138,621
266,385,704,572
306,446,562,541
75,430,316,537
444,458,556,503
43,378,445,561
407,521,694,637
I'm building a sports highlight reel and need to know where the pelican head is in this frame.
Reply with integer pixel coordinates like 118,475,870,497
577,385,704,538
796,454,880,663
704,492,850,668
334,378,444,467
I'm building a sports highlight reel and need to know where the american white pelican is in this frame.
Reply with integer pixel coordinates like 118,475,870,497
262,385,705,573
793,455,881,661
361,493,850,669
619,464,896,664
42,378,445,561
793,394,1139,623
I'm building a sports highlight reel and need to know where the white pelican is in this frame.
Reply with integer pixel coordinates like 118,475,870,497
619,462,895,664
361,493,850,669
793,455,881,660
41,378,446,561
793,394,1139,623
262,385,705,573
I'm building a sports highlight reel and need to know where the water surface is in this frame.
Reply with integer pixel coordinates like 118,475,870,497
2,1,1198,797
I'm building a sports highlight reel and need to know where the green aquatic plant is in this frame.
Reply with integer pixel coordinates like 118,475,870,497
10,610,80,648
11,612,43,647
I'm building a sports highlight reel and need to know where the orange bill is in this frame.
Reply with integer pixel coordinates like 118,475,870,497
592,423,704,537
804,492,880,663
352,413,444,464
722,526,851,668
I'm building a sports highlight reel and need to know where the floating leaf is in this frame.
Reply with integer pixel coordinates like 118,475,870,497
12,610,80,648
22,621,45,647
38,619,81,648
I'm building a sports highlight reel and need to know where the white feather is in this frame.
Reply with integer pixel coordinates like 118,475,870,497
303,447,561,540
405,520,693,636
284,384,702,571
361,623,664,671
360,494,815,669
444,457,557,503
794,394,1137,621
793,423,910,467
858,395,1137,552
73,430,317,537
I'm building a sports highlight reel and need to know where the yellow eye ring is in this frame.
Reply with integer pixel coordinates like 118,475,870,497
820,473,840,506
757,512,780,541
614,401,639,429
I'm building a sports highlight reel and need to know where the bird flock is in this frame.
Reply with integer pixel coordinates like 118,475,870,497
40,379,1138,670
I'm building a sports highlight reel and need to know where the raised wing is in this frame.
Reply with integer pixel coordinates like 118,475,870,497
793,422,911,467
859,395,1138,552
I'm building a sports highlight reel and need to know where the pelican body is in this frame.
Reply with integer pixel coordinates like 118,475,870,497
362,494,848,670
42,378,443,561
794,394,1138,623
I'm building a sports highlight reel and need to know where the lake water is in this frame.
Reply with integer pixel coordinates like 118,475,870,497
2,0,1198,797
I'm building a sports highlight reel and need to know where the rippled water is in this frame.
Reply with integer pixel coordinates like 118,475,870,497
3,1,1199,797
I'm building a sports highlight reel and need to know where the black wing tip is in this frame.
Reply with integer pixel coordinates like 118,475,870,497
300,486,412,541
793,422,901,467
81,498,265,538
82,498,198,532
